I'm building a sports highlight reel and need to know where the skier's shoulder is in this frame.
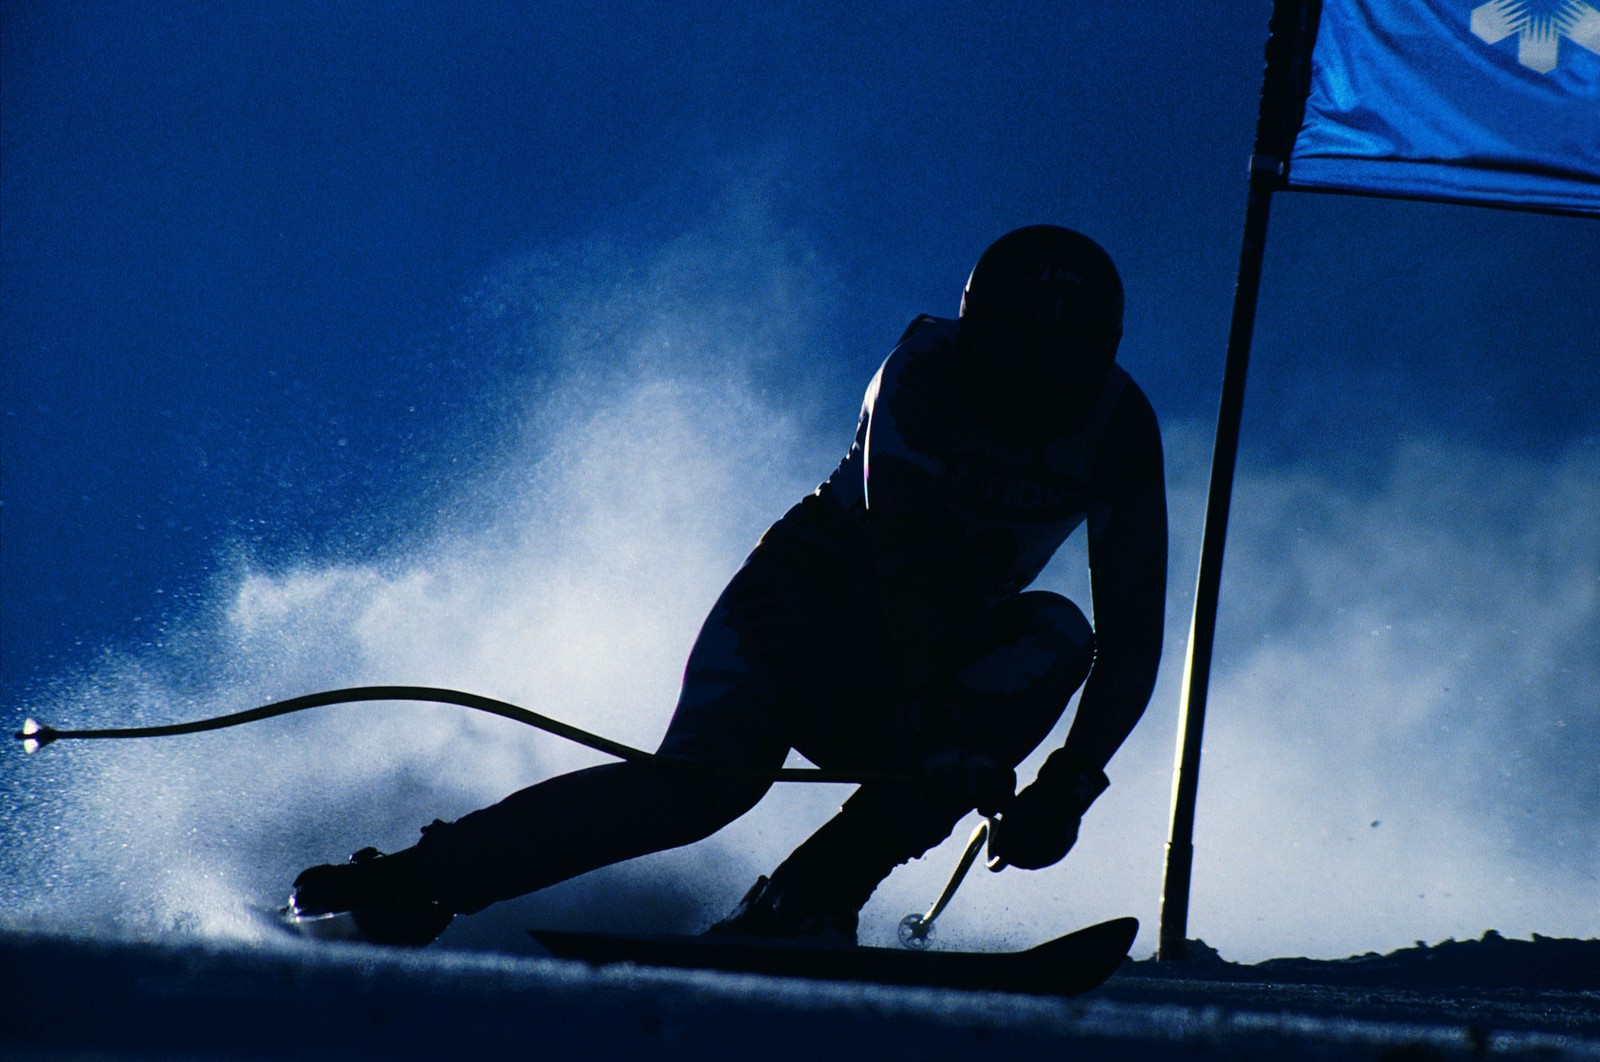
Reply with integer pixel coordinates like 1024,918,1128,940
875,315,960,397
893,313,959,350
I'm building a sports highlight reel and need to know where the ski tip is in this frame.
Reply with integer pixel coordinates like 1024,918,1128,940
1035,916,1139,958
1089,915,1140,953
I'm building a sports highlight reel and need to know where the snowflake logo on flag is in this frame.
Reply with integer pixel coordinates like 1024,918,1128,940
1471,0,1600,73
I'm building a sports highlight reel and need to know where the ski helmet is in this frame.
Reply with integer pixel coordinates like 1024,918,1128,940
959,225,1124,362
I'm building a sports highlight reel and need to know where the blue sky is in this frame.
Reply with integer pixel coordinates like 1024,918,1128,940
2,2,1595,959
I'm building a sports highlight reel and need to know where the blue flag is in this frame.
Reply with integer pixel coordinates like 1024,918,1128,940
1288,0,1600,215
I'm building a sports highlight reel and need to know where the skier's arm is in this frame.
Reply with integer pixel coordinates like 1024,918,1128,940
990,386,1166,870
1063,385,1167,772
1056,486,1166,765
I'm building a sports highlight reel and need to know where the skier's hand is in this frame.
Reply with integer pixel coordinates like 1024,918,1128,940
987,753,1108,870
920,749,1016,818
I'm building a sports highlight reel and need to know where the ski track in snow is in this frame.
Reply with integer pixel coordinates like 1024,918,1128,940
4,924,1597,1061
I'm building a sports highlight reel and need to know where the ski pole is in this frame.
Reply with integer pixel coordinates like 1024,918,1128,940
12,684,913,786
898,816,1000,949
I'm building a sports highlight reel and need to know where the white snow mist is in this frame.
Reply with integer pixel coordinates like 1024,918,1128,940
3,208,1595,963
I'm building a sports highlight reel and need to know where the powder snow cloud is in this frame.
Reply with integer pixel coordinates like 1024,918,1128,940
3,206,1594,962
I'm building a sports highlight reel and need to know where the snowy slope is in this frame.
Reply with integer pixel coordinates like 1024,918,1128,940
5,925,1596,1060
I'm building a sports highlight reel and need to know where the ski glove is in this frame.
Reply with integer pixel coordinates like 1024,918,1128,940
988,750,1109,870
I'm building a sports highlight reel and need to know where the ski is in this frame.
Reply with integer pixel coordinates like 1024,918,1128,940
527,916,1138,997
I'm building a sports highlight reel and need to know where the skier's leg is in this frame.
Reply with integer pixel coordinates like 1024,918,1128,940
292,698,785,936
289,757,772,943
336,676,793,925
292,529,844,939
710,591,1094,939
940,590,1097,766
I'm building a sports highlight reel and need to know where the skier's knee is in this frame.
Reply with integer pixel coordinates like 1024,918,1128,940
953,592,1094,702
1009,591,1093,661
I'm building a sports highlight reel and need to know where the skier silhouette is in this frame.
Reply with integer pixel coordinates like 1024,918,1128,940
291,225,1168,946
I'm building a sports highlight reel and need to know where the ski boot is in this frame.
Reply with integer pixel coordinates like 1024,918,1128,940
704,785,956,946
702,873,860,946
289,846,453,947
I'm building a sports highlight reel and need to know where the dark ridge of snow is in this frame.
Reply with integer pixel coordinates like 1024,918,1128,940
4,924,1598,1062
1125,930,1600,991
